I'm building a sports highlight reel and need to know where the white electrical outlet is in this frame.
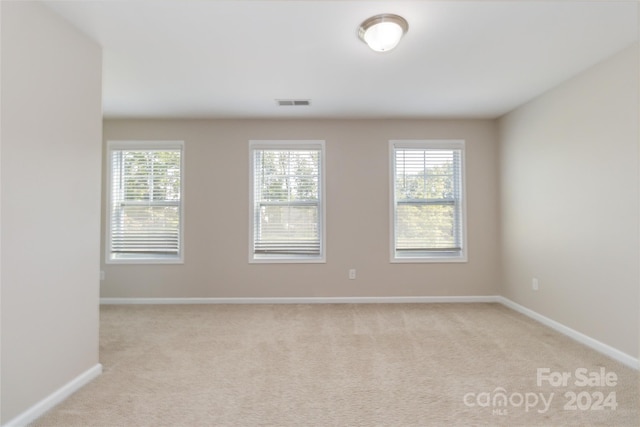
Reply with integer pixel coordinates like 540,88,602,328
532,278,539,291
349,269,356,280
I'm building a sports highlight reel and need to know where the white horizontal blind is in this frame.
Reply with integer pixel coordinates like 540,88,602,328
252,145,322,258
109,143,182,261
393,141,464,259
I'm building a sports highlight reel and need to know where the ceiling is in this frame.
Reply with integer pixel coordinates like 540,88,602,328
42,1,638,120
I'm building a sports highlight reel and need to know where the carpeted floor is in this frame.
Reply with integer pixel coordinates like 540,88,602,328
31,303,638,426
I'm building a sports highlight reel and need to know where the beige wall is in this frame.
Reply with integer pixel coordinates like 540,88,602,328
101,119,501,298
499,44,639,356
0,1,102,423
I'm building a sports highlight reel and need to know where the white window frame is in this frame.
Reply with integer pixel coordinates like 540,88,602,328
106,140,185,264
389,140,467,263
249,140,326,263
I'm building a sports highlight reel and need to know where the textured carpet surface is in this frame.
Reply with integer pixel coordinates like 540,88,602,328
31,303,638,426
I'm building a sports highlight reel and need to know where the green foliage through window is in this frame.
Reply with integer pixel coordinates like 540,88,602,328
108,143,183,262
392,142,465,260
251,143,323,259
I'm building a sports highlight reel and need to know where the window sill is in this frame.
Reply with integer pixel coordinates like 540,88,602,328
250,256,326,264
107,256,184,265
391,254,467,263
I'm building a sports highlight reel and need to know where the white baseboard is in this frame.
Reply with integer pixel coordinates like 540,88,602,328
497,296,639,370
2,363,102,427
100,295,501,305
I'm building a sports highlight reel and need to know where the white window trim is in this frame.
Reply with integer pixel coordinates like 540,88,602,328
389,139,468,263
106,140,185,264
249,140,326,263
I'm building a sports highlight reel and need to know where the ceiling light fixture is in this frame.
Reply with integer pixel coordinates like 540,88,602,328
358,14,408,52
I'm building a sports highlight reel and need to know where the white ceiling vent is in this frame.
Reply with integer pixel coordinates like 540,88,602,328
276,99,311,106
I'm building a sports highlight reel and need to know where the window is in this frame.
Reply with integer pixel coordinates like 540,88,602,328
249,140,325,262
107,141,184,263
390,140,466,262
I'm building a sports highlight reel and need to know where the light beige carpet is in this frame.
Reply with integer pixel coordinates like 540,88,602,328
31,303,638,426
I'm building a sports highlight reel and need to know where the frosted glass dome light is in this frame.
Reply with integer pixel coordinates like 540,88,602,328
358,14,408,52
